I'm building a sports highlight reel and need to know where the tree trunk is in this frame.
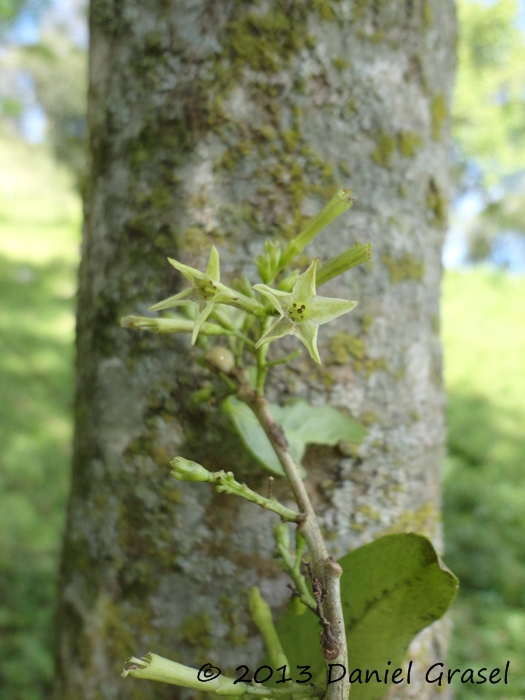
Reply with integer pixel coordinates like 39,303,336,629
54,1,456,698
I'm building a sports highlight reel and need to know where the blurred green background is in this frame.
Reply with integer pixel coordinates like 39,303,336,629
0,138,80,699
1,1,525,699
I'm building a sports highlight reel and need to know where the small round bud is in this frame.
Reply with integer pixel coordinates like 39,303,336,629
205,346,235,374
171,457,211,482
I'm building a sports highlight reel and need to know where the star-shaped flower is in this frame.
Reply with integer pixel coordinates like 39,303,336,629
150,246,234,344
253,259,357,364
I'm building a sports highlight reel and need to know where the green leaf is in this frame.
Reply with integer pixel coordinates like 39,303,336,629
272,401,368,447
272,533,458,700
223,398,367,477
223,397,304,476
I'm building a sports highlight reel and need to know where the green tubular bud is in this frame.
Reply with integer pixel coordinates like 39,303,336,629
266,240,281,267
120,315,227,336
255,254,272,284
234,275,255,298
277,269,299,292
316,243,373,286
121,315,194,333
248,587,290,670
171,457,211,482
248,587,276,634
279,188,355,269
122,652,321,696
256,241,282,284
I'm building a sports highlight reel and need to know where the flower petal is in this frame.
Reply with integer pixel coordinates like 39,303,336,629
149,287,198,311
168,257,204,282
253,284,290,314
205,246,220,282
309,296,357,325
255,316,294,348
293,319,321,364
192,302,214,344
292,259,317,303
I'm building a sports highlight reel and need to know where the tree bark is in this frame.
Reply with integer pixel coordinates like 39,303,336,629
54,1,456,698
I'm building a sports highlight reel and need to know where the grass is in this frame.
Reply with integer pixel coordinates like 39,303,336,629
0,135,80,700
442,269,525,699
0,135,524,699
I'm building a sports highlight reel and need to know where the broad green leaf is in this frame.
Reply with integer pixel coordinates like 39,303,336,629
223,398,367,477
223,397,305,476
272,533,458,700
272,401,368,446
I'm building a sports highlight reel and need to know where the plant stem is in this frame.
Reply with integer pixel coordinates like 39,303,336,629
274,524,317,612
234,370,349,700
266,349,302,367
211,470,302,523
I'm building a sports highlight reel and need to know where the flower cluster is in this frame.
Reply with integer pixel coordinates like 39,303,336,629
122,189,371,368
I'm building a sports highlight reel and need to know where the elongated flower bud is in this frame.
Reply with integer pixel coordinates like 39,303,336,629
279,188,355,269
277,269,299,292
120,315,226,336
171,457,211,482
316,243,372,286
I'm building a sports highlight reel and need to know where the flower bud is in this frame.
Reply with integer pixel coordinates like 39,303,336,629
277,269,299,292
171,457,211,482
121,315,194,333
120,315,226,336
233,275,255,298
279,188,355,268
205,346,235,374
316,243,372,286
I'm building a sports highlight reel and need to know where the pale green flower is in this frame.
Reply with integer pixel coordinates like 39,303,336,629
253,260,357,364
150,246,235,344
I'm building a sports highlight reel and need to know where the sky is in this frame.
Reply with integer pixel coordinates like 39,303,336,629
2,0,86,141
7,0,88,47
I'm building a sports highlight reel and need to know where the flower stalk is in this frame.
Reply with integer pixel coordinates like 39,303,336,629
274,524,317,612
234,370,348,700
171,458,302,523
